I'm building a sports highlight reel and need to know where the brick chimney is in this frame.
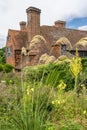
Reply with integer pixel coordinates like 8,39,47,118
20,21,26,31
26,6,41,42
55,20,66,28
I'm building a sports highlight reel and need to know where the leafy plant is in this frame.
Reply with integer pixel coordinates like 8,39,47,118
70,49,82,92
0,47,6,64
0,64,3,72
8,84,54,130
3,64,14,73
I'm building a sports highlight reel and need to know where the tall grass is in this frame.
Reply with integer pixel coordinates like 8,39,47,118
0,57,87,129
7,82,55,130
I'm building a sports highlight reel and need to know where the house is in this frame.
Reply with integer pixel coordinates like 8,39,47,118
6,6,87,70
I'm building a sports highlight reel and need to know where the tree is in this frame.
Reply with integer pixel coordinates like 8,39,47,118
0,47,6,64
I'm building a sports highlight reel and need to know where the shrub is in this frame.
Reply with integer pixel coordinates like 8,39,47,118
46,62,74,90
0,64,3,72
23,58,87,91
0,47,6,64
3,64,14,73
23,62,75,90
81,58,87,72
23,63,54,83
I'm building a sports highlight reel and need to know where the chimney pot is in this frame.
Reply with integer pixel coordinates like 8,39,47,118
19,21,26,30
55,20,66,28
26,6,41,13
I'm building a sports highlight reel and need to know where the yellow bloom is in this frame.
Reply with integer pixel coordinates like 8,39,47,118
58,80,66,90
52,101,55,105
57,100,61,105
26,87,34,95
27,88,30,95
82,86,86,91
70,56,82,77
62,100,65,103
31,88,34,92
79,93,82,96
83,110,86,115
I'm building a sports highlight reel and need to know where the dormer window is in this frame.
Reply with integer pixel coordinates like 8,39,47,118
61,44,66,55
61,44,66,51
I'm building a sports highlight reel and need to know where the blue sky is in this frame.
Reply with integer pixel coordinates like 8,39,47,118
67,17,87,30
0,0,87,48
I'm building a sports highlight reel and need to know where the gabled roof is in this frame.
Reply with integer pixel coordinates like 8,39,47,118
40,25,87,51
6,29,28,50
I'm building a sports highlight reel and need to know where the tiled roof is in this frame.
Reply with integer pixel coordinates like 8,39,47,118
40,26,87,51
7,26,87,51
7,29,28,50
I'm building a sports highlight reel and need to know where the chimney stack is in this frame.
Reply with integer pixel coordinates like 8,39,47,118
26,6,41,43
20,21,26,31
55,20,66,28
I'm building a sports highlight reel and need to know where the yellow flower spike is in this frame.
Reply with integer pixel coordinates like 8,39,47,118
31,88,34,92
83,110,86,115
52,101,55,105
79,93,82,96
27,88,30,95
62,100,65,103
70,56,82,77
58,100,61,105
58,80,67,90
82,86,86,91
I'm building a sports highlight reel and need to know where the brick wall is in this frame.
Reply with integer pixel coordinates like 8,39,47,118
26,7,41,42
6,38,15,67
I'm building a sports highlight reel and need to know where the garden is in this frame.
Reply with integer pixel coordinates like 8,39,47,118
0,52,87,130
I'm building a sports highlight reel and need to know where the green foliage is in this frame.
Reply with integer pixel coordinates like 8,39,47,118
80,58,87,87
23,58,87,91
46,62,74,90
0,63,14,73
3,64,14,73
23,63,54,83
0,86,20,129
0,57,87,130
0,64,3,72
0,47,6,64
0,72,22,130
24,62,74,90
60,121,86,130
7,85,54,130
0,63,14,75
81,58,87,72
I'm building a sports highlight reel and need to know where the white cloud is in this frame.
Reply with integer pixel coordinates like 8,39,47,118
78,25,87,31
0,35,6,48
0,0,87,36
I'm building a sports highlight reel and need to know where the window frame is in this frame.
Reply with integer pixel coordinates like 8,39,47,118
6,46,12,57
61,44,66,55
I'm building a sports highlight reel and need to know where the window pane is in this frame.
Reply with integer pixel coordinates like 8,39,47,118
7,46,12,57
61,45,66,51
